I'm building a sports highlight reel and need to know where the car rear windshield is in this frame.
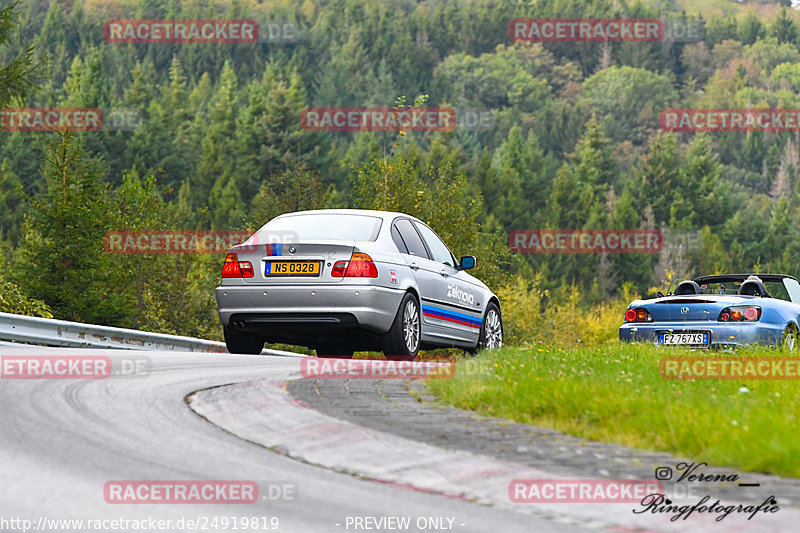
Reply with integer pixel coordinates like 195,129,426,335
255,213,382,242
696,280,792,301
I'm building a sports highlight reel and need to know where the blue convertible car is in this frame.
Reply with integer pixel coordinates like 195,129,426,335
619,274,800,351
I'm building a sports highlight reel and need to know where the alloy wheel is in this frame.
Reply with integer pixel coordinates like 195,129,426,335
403,300,420,353
484,309,503,349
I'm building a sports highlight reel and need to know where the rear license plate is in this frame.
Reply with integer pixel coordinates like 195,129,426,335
659,332,708,345
265,261,320,276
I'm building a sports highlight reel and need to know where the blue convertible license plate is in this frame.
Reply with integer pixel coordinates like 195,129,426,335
659,332,708,345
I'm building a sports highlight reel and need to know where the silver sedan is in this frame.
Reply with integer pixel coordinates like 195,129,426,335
215,209,503,359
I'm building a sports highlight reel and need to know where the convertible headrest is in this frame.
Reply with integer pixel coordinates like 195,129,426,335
674,280,701,295
738,279,769,297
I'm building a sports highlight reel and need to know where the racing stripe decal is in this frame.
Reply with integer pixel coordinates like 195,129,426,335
265,243,282,256
421,304,482,328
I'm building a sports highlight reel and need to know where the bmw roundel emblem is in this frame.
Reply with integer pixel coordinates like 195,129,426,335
288,246,296,254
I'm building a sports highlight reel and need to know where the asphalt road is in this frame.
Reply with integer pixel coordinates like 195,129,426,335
0,347,587,533
2,346,798,533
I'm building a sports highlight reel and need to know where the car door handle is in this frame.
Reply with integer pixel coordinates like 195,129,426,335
409,261,419,270
439,269,449,277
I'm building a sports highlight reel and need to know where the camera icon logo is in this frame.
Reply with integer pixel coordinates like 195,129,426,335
655,467,673,480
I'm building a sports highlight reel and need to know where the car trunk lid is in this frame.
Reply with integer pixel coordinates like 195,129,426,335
233,241,356,284
643,296,739,322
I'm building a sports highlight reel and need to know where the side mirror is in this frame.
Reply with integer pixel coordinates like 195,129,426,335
459,256,476,270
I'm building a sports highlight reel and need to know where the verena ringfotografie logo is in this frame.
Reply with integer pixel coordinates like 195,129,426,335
661,108,800,133
661,356,800,380
636,462,779,522
509,229,663,253
301,358,455,379
509,479,663,503
1,356,111,379
301,108,455,132
103,481,258,504
104,20,258,43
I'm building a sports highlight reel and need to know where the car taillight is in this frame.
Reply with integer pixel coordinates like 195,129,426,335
221,253,254,278
346,253,379,277
718,306,761,322
331,260,349,277
624,307,652,323
331,252,378,278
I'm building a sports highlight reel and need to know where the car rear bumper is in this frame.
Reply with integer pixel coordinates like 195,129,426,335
619,322,785,349
216,283,404,337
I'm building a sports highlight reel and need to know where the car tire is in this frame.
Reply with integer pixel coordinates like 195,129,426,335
382,292,421,361
224,326,264,355
475,302,503,352
316,344,354,359
782,323,798,352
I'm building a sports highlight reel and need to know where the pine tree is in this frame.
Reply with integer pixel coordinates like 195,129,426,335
611,188,653,292
633,132,681,226
0,245,51,317
209,174,244,230
548,116,615,229
0,158,22,242
235,65,326,200
193,61,240,209
678,134,729,229
771,7,798,45
545,117,617,291
491,126,528,230
124,60,157,112
0,2,45,106
62,48,111,108
13,131,129,324
739,13,765,46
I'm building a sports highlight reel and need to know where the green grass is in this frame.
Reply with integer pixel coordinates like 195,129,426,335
426,343,800,478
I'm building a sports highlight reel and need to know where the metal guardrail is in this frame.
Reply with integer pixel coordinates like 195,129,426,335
0,312,227,352
0,312,304,357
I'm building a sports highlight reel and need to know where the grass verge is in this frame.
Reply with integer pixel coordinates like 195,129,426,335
425,343,800,478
